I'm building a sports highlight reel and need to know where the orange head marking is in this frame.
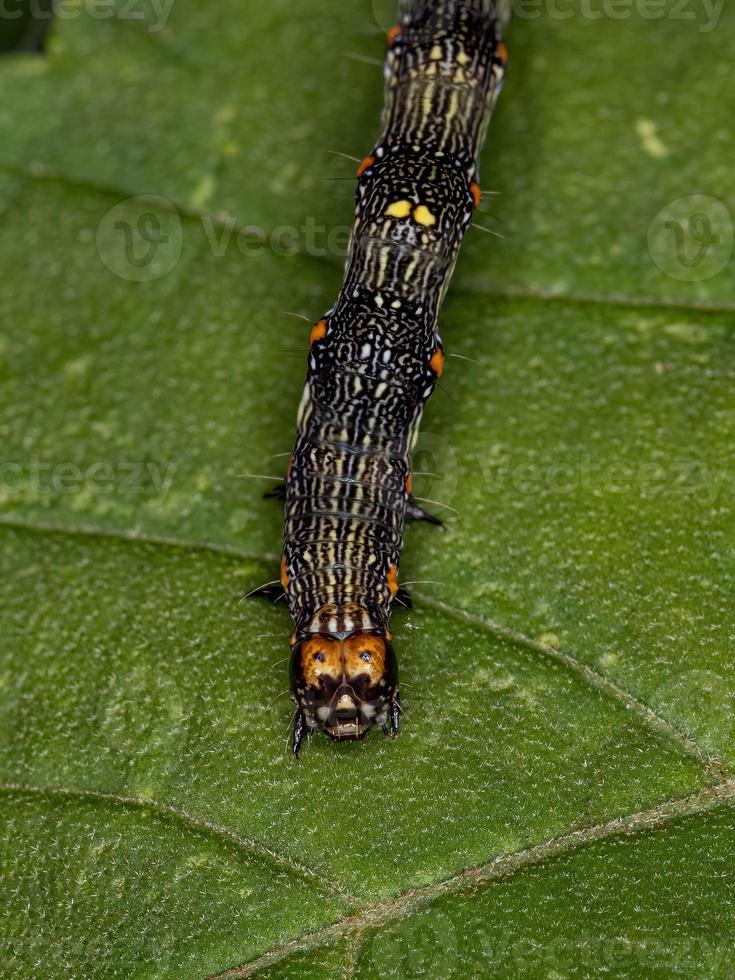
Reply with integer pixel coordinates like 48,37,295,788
429,346,445,377
405,473,413,495
470,181,482,209
280,556,289,590
290,630,400,749
309,319,328,344
386,564,399,597
497,40,508,64
343,633,388,687
357,155,376,178
387,24,402,47
296,635,343,689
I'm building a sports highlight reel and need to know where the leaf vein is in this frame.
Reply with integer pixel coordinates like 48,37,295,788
0,782,363,910
0,515,726,781
213,779,735,978
1,160,733,317
412,592,730,783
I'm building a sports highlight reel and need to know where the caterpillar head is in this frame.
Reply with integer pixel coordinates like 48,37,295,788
289,631,399,754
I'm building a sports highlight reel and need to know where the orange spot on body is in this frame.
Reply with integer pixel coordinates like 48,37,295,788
429,346,445,377
387,25,402,46
387,564,399,597
357,155,376,178
470,181,482,208
405,473,413,495
280,557,289,590
497,41,508,64
309,319,328,344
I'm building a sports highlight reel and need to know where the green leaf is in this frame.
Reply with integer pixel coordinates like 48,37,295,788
0,2,733,977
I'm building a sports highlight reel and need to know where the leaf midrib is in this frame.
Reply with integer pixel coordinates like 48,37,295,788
216,780,735,977
3,778,732,979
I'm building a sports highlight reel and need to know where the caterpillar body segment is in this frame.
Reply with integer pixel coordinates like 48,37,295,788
277,1,507,754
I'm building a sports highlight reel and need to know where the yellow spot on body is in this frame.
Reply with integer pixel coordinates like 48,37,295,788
457,50,469,65
635,118,669,158
413,204,437,227
385,199,413,219
309,318,328,344
430,44,442,61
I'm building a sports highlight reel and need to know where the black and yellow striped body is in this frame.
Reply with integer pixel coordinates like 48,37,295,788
281,0,506,752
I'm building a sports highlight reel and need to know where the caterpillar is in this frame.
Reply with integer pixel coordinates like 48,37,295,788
259,0,507,754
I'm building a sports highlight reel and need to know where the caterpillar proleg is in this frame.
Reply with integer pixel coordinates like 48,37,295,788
263,0,507,754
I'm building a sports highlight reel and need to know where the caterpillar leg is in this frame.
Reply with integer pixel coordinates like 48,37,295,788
292,703,307,757
263,482,287,501
391,692,400,737
407,500,444,527
382,692,401,738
